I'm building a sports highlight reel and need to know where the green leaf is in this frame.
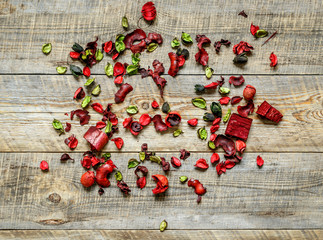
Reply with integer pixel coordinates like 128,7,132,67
255,29,268,38
160,220,167,232
72,43,84,52
173,129,183,137
205,67,214,79
181,32,193,44
210,102,222,118
84,78,95,87
219,87,230,95
126,105,138,115
115,171,123,181
223,109,231,123
91,85,101,96
82,96,91,108
105,63,113,77
52,119,64,132
42,43,52,54
171,37,180,48
102,153,111,160
128,158,140,169
192,97,206,109
179,176,188,183
95,49,103,61
122,16,129,29
203,112,215,122
139,152,146,161
132,53,141,66
162,102,170,113
115,35,125,53
149,155,161,164
208,141,216,150
194,84,205,93
198,126,208,140
56,66,67,74
70,65,83,77
147,43,158,52
126,65,138,75
105,120,112,134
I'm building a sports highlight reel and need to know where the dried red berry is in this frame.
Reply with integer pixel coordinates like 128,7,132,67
236,140,246,153
171,157,181,168
237,100,255,117
152,115,168,132
210,153,220,164
195,48,209,66
229,75,245,86
243,85,256,101
231,96,243,105
152,174,168,194
151,100,159,109
70,51,80,59
65,122,71,132
187,118,198,127
83,126,109,151
64,135,78,149
114,62,125,76
219,96,230,105
91,103,104,113
270,52,278,67
111,137,124,150
40,161,49,171
165,111,181,128
250,23,259,36
225,113,253,141
83,66,91,77
114,75,123,84
257,155,264,167
194,158,209,169
141,2,157,21
73,87,85,99
188,179,206,195
139,114,151,126
256,101,283,123
80,171,95,187
115,83,133,104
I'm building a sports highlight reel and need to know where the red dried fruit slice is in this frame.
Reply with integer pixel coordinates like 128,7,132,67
257,155,264,167
219,96,230,105
225,113,253,141
237,100,255,117
256,101,283,123
195,48,208,66
139,114,151,126
152,174,168,194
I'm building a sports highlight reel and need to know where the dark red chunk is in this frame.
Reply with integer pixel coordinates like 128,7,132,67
256,101,283,123
114,83,133,104
225,113,253,141
83,126,109,151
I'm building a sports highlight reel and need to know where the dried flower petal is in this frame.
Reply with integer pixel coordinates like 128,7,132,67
141,2,157,21
65,122,71,132
105,63,113,77
219,97,230,105
192,97,206,109
40,160,49,171
231,96,243,105
64,135,78,149
171,157,181,167
238,10,248,18
83,126,109,151
81,171,95,187
115,83,133,104
52,119,64,134
111,137,124,150
180,149,190,160
211,153,220,164
117,181,131,195
171,37,180,48
181,32,193,44
73,87,85,99
194,158,209,169
139,114,151,126
179,176,188,183
61,153,74,162
257,155,264,167
126,105,138,115
204,82,219,89
205,67,214,79
198,126,207,140
128,158,140,169
255,29,268,38
270,52,278,67
83,66,91,77
56,66,67,74
152,115,168,132
250,23,259,36
152,174,169,194
233,41,253,55
210,124,220,133
42,43,52,54
229,75,245,86
96,121,106,129
165,111,181,127
210,102,222,118
236,140,246,153
195,48,209,66
173,129,183,137
137,176,146,189
237,101,254,117
160,220,167,232
187,118,198,127
70,65,83,77
223,109,231,123
82,96,91,108
214,134,236,157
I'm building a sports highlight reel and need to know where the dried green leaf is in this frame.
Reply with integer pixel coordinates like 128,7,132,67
115,35,125,53
102,153,111,160
128,158,140,169
233,52,248,64
208,140,216,150
160,220,167,232
105,120,112,134
192,97,206,109
210,102,222,118
52,119,64,133
150,155,161,164
132,53,141,66
205,67,214,79
223,108,231,123
171,37,180,48
181,32,193,44
195,84,205,93
126,64,138,75
179,176,188,183
162,102,170,113
72,43,84,53
147,43,158,52
139,152,146,161
115,171,123,181
91,85,101,96
122,16,129,29
42,43,52,54
255,29,268,38
56,66,67,74
82,96,91,108
95,49,103,61
219,87,230,95
203,112,215,122
70,65,83,77
126,105,138,115
84,78,95,87
173,129,183,137
105,63,113,77
198,126,208,140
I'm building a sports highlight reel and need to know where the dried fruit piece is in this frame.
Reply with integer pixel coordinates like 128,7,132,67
56,66,67,74
250,23,259,36
141,1,157,21
151,100,159,109
210,102,222,118
40,161,49,171
210,153,220,164
195,48,209,66
165,111,181,127
82,96,91,108
171,37,180,48
42,43,52,54
256,101,283,123
225,113,253,141
187,118,198,127
105,63,113,77
210,124,220,133
96,161,116,187
152,115,168,132
152,174,168,194
74,87,85,99
236,140,246,153
111,137,124,150
81,171,95,187
171,157,181,167
255,29,268,38
219,97,230,105
188,179,207,202
192,97,206,109
194,158,209,169
115,83,133,103
233,41,253,55
205,67,214,79
229,75,245,86
198,126,207,140
160,220,167,232
83,126,109,151
257,155,264,167
64,135,78,149
128,159,140,169
219,87,230,95
83,66,91,77
52,119,64,134
162,102,170,113
70,65,83,77
243,85,256,101
139,114,151,126
180,149,190,160
237,101,254,117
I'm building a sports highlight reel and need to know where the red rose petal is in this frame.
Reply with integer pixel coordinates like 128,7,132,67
139,114,151,126
194,158,209,169
111,137,124,150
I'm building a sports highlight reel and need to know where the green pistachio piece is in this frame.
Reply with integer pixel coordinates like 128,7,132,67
192,97,206,109
203,112,216,122
105,63,113,77
115,171,123,181
128,158,140,169
194,84,205,93
126,105,138,114
198,126,208,140
56,66,67,74
233,52,248,64
102,153,111,160
208,141,216,150
91,85,101,96
149,155,161,164
122,16,129,29
173,129,183,137
160,220,167,232
181,32,193,44
223,109,231,123
81,96,91,108
42,43,52,54
171,37,180,48
205,67,214,79
179,176,188,183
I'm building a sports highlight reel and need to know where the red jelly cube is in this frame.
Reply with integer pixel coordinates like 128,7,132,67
256,101,283,123
225,113,253,141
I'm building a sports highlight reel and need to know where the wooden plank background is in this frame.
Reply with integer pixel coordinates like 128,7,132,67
0,0,322,238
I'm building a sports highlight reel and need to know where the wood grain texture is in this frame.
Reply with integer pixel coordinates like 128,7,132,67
0,0,322,74
0,75,322,152
0,230,322,240
0,152,322,229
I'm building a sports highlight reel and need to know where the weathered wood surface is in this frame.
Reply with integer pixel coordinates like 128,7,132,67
0,75,322,153
0,152,322,229
0,230,322,240
0,0,322,74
